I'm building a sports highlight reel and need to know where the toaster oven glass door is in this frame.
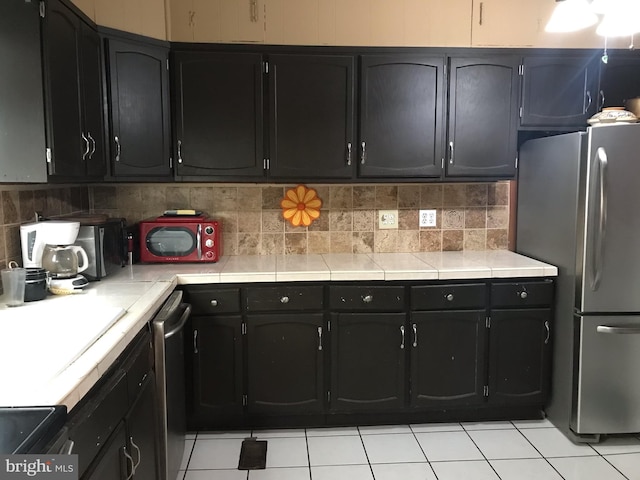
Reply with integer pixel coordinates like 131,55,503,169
146,227,197,257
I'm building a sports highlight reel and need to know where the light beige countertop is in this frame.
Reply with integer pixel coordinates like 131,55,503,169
0,251,556,410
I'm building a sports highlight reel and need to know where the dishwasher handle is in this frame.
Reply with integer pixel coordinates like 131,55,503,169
597,325,640,334
164,304,192,339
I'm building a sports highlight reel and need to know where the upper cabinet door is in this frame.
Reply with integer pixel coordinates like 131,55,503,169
520,55,599,128
174,52,264,179
359,55,444,178
0,0,47,182
446,56,519,178
107,39,171,178
43,0,85,177
471,0,538,47
599,54,640,109
268,54,355,180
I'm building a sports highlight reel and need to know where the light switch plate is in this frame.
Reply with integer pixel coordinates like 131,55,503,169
419,209,437,227
378,210,398,229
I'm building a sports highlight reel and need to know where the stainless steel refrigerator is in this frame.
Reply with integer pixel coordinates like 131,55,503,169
517,123,640,443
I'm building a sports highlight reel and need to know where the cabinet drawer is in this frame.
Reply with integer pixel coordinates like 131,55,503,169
245,285,323,311
186,287,241,314
125,332,153,406
491,281,554,308
411,284,486,310
329,286,405,311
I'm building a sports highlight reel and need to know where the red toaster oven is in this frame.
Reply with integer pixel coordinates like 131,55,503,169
139,215,222,263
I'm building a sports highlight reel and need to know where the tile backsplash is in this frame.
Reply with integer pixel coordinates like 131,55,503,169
0,185,90,287
91,182,512,256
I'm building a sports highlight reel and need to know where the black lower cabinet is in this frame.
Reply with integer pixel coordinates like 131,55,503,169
410,311,486,407
189,315,244,426
247,313,325,414
124,374,159,480
82,423,127,480
488,309,552,405
330,313,406,412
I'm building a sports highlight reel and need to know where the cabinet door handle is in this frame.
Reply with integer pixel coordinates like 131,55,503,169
280,296,290,304
210,299,218,307
87,132,96,159
317,326,323,351
448,141,454,165
114,136,121,162
400,325,405,349
584,90,593,114
193,329,199,354
412,323,418,347
362,294,373,303
189,10,195,27
177,140,183,164
123,447,134,480
479,2,484,25
544,320,550,344
250,0,258,22
81,132,89,160
599,89,605,109
360,141,366,165
519,290,528,299
346,142,352,166
130,436,141,473
445,293,454,302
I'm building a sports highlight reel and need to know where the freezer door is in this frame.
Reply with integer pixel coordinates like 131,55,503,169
573,315,640,434
580,124,640,313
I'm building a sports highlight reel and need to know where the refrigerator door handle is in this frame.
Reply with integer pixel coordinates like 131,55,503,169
597,325,640,334
591,147,608,291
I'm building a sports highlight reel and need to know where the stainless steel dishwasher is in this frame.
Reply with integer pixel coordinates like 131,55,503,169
153,290,192,480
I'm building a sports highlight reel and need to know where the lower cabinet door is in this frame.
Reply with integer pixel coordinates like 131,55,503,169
247,313,325,414
410,311,487,407
81,422,127,480
190,315,244,423
488,309,551,404
125,373,159,480
331,313,406,412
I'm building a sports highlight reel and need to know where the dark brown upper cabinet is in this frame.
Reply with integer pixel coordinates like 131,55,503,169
268,54,355,180
519,54,599,128
43,0,106,179
358,55,445,179
446,56,520,178
173,52,265,180
106,38,171,179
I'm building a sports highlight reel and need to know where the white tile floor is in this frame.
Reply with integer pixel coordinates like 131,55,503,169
176,420,640,480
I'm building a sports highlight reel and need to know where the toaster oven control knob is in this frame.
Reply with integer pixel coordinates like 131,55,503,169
205,239,214,248
205,226,214,235
205,251,214,259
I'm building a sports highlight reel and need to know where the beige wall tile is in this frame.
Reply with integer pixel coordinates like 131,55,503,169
308,210,330,232
420,230,442,252
487,206,509,229
443,184,466,207
92,186,117,209
313,186,331,209
2,191,19,224
330,186,353,209
464,230,486,250
285,233,307,254
238,233,260,255
330,232,352,253
262,210,284,233
375,230,398,252
421,184,443,208
0,226,5,262
353,231,374,253
375,186,398,209
488,182,509,206
262,186,284,209
33,190,47,216
398,185,421,208
487,229,509,250
353,186,376,209
261,233,285,255
60,188,73,215
443,230,463,251
215,211,238,234
465,207,487,229
442,209,464,229
398,231,420,252
466,184,488,206
141,185,167,211
190,187,214,213
213,186,240,211
45,190,62,218
238,211,262,233
399,209,419,230
223,233,238,256
18,191,34,223
308,231,331,253
5,225,20,263
353,210,375,231
329,210,353,231
116,186,142,211
166,186,190,209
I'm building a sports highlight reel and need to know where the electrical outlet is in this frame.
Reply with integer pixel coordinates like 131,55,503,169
419,209,437,227
378,210,398,229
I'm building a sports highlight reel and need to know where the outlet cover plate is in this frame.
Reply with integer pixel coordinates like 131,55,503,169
419,209,437,227
378,210,398,229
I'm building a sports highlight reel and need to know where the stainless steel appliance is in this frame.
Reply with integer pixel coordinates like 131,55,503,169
73,218,127,281
153,291,191,480
517,123,640,442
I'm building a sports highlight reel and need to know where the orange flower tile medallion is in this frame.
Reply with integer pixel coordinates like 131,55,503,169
280,185,322,227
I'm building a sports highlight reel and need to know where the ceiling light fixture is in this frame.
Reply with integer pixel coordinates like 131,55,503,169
545,0,598,33
545,0,640,37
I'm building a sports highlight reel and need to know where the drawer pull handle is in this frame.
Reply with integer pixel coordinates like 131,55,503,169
362,294,373,303
445,293,454,302
544,321,550,344
210,299,218,307
123,448,134,480
130,436,141,472
280,296,290,304
400,325,405,349
193,329,199,354
412,323,418,347
519,290,528,299
138,372,148,388
318,326,323,351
